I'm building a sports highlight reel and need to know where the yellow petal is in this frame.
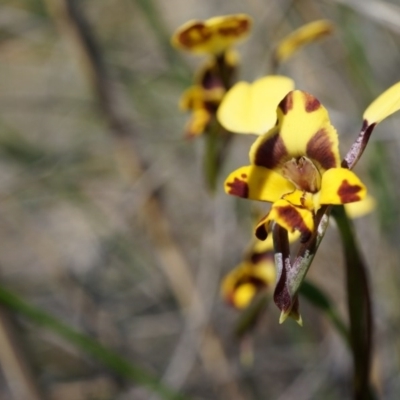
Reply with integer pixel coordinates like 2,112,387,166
344,195,376,219
224,165,295,201
171,14,252,55
233,284,258,309
283,190,315,211
250,91,341,172
273,20,334,65
184,109,210,137
319,168,367,205
217,76,295,135
252,235,274,253
251,230,300,254
220,260,275,309
179,86,224,111
255,200,314,241
363,81,400,125
179,86,203,111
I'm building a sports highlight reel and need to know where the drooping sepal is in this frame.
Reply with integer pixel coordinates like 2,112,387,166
272,224,303,325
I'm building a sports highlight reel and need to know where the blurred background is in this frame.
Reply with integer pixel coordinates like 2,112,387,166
0,0,400,399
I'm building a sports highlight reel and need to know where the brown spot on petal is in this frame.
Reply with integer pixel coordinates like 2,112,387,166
217,18,251,37
276,205,312,238
178,23,212,48
306,128,338,170
226,178,249,198
250,251,274,264
304,92,321,112
254,133,288,169
279,92,294,115
235,276,268,291
255,224,268,241
338,180,362,203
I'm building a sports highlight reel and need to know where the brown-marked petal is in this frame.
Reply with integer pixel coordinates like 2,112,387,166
251,230,300,254
179,86,224,111
255,200,314,241
273,20,334,65
217,76,295,135
171,14,252,55
184,109,211,138
250,91,341,172
220,260,275,309
319,168,367,205
224,165,295,201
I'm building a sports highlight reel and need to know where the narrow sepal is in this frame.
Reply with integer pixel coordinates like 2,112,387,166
273,20,334,67
363,81,400,125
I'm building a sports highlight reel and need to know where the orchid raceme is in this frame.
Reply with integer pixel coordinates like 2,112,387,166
225,90,367,242
171,14,252,55
217,76,295,135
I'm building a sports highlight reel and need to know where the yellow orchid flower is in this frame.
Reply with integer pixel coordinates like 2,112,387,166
221,257,275,310
221,231,300,310
221,193,374,323
171,14,252,55
224,90,367,241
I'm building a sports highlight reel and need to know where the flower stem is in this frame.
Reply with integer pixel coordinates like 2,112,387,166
331,205,375,400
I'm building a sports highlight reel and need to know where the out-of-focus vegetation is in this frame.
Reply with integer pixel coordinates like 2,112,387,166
0,0,400,399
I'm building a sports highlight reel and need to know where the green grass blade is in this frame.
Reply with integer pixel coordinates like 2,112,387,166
0,286,190,400
300,280,349,346
331,205,375,400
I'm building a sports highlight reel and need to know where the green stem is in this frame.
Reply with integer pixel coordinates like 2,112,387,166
331,205,375,400
0,286,190,400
